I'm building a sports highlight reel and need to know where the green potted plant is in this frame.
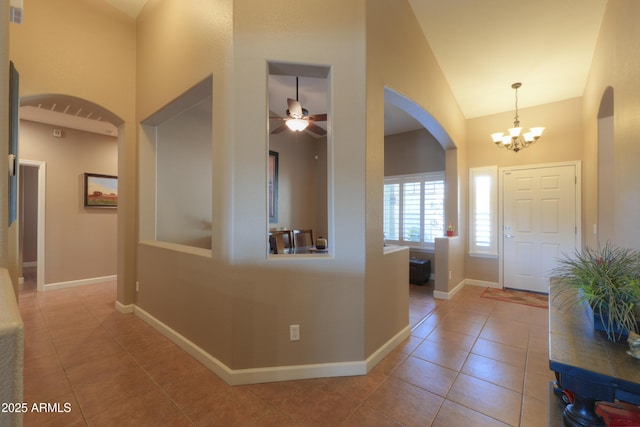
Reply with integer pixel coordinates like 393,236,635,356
552,242,640,342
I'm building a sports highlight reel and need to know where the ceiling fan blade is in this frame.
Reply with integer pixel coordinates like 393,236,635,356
307,113,327,122
307,122,327,136
271,124,289,134
287,98,303,119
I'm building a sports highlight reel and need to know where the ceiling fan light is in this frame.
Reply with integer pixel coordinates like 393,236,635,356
285,118,308,132
491,132,504,143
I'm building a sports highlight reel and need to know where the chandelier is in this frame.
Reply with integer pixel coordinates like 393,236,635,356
490,82,544,153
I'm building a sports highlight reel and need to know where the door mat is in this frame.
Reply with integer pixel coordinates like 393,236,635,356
481,287,548,309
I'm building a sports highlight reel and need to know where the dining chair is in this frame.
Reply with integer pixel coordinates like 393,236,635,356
292,229,314,248
269,230,293,253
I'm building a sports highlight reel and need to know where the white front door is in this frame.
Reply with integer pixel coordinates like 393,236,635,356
502,164,579,293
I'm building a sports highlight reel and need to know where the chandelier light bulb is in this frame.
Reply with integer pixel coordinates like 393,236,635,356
491,132,504,143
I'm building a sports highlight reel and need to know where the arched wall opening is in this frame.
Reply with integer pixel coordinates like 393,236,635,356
382,87,459,300
18,93,123,291
384,88,455,151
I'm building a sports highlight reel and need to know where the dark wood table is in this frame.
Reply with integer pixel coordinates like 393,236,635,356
549,284,640,426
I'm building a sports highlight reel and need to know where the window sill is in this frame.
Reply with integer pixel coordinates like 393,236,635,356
409,247,435,254
385,242,435,252
383,245,409,255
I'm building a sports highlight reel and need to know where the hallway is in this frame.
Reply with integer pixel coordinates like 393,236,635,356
18,275,555,426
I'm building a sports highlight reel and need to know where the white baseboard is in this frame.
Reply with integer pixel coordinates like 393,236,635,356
44,275,117,291
465,279,500,289
115,301,134,314
365,325,411,371
132,304,409,386
433,279,466,300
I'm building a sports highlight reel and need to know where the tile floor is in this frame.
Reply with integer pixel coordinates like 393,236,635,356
17,271,559,426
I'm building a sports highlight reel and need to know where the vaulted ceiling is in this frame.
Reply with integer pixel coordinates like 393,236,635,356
408,0,607,119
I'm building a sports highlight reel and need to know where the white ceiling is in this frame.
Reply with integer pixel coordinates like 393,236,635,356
38,0,607,136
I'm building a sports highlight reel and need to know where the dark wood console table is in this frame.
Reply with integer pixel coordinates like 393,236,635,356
549,284,640,426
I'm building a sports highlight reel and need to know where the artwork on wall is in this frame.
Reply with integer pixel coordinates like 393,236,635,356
84,173,118,208
268,151,278,223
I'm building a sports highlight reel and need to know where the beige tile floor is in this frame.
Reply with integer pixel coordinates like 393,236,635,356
18,271,558,426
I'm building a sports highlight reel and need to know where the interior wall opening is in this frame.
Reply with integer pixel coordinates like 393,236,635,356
382,87,447,250
19,93,122,290
267,62,330,256
18,163,42,291
382,88,448,323
140,77,213,250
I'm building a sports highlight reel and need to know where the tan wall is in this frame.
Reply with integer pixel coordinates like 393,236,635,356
384,128,445,176
582,0,640,251
467,97,584,169
136,0,378,372
366,0,467,353
136,0,234,366
10,0,137,302
231,0,369,368
20,121,118,284
465,97,584,283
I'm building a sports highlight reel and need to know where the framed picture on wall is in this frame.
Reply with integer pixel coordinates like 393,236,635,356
84,173,118,208
268,151,278,223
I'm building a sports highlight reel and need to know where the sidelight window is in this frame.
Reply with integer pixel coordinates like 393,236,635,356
469,166,497,257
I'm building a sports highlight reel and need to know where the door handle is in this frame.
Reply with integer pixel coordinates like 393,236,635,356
504,226,513,239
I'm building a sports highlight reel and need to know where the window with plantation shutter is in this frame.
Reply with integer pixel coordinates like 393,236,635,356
469,166,497,257
383,183,400,241
383,172,445,249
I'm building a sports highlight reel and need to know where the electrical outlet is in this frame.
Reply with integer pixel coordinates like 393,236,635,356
290,324,300,341
449,271,452,280
136,281,140,292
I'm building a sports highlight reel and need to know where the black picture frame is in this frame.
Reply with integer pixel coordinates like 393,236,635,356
268,151,278,223
84,173,118,208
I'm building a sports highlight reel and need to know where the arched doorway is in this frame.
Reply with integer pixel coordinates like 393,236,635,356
383,87,457,323
19,94,123,291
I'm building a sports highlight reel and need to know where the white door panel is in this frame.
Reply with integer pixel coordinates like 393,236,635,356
502,165,577,293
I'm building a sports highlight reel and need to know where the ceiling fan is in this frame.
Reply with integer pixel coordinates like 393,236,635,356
270,77,327,136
